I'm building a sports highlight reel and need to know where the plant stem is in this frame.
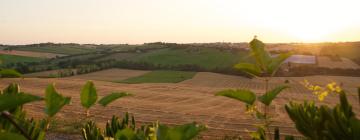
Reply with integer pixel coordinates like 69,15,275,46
86,109,90,117
0,111,32,140
45,116,52,131
264,78,272,140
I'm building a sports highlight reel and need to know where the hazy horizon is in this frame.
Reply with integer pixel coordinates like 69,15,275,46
1,0,360,45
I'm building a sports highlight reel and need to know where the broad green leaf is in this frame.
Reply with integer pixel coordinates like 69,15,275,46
44,84,71,117
350,117,360,139
234,63,261,76
98,92,131,107
216,89,256,105
0,93,43,112
2,83,20,95
259,85,289,106
157,122,206,140
268,52,292,75
0,69,22,78
114,128,139,140
0,132,27,140
249,38,271,71
81,81,98,109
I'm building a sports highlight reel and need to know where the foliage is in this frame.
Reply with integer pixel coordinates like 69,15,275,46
98,92,131,107
81,81,98,109
235,38,291,77
157,122,206,140
216,37,291,139
120,70,196,84
80,81,131,116
0,84,43,112
285,91,360,140
44,84,71,117
82,113,206,140
216,89,256,105
0,132,27,140
258,85,289,106
0,84,46,140
82,121,104,140
0,69,22,78
104,112,136,137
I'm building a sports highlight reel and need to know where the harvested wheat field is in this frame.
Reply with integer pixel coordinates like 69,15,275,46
182,72,360,94
68,68,150,82
1,75,359,139
0,50,65,58
317,56,360,69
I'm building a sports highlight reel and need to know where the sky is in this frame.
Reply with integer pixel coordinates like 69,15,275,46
1,0,360,44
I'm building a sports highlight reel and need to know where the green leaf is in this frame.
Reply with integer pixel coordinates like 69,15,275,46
157,122,206,140
216,89,256,105
259,85,289,106
2,83,20,95
0,93,43,112
44,84,71,117
234,63,261,76
249,38,272,71
268,52,292,75
98,92,131,107
0,132,27,140
0,69,22,78
81,81,98,109
114,128,139,140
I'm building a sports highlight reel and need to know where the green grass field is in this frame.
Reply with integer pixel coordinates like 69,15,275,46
108,47,250,69
0,54,44,65
120,70,196,84
14,46,97,55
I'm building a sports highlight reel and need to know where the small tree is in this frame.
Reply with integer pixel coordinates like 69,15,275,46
216,37,292,140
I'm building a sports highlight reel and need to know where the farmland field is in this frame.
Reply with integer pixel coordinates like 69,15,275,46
100,47,249,69
0,50,65,58
12,45,97,55
130,47,248,69
120,70,196,84
0,54,44,65
317,56,360,69
1,75,359,139
69,68,150,82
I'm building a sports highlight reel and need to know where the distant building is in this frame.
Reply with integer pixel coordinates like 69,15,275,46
281,55,316,71
284,55,316,64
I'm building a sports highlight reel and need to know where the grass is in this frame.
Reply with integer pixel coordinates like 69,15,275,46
0,54,44,65
119,47,249,69
120,70,196,84
14,45,96,55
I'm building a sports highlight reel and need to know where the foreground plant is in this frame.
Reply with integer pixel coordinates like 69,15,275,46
44,84,71,129
81,81,131,117
0,84,45,140
216,37,291,140
285,85,360,140
82,112,206,140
